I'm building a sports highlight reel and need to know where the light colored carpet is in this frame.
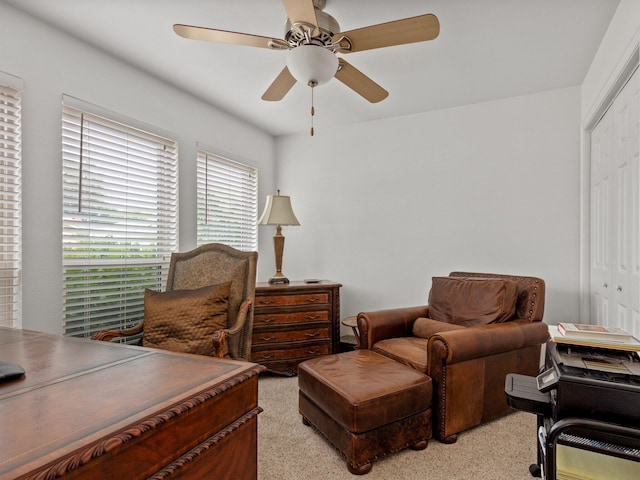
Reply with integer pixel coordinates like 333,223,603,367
257,376,538,480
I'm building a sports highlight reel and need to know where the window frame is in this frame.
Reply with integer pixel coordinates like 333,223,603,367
0,72,23,329
196,147,258,251
61,96,178,338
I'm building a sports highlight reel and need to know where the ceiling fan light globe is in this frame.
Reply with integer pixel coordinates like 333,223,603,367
286,45,338,86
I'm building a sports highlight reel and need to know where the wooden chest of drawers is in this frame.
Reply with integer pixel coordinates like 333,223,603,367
252,281,341,376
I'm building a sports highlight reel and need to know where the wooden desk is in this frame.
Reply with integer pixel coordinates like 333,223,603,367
0,327,264,480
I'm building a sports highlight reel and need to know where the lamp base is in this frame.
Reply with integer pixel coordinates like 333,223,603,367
268,276,290,285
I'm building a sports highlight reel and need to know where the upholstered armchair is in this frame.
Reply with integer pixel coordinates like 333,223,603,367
357,272,549,443
93,243,258,361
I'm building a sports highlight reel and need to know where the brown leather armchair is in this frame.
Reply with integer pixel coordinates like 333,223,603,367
93,243,258,361
357,272,549,443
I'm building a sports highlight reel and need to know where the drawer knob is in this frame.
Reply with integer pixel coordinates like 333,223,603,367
258,300,275,305
259,335,276,341
305,332,320,338
306,297,320,303
307,349,321,355
304,315,321,320
258,317,275,323
257,354,275,360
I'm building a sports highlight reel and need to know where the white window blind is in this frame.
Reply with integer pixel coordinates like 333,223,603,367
62,103,178,338
0,83,22,329
196,150,258,251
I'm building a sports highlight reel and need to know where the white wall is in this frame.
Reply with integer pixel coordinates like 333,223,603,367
276,87,582,330
0,3,276,334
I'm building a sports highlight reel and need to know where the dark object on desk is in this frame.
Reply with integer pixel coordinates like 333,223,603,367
0,361,25,382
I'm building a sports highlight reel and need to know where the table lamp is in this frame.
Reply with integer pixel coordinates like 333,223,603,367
258,191,300,284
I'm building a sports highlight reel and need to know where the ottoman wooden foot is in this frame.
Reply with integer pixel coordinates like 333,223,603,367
440,433,458,444
347,462,372,475
410,439,429,451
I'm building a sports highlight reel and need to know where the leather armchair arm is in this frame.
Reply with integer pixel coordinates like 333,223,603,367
357,305,429,349
427,319,549,365
212,297,252,358
91,321,145,342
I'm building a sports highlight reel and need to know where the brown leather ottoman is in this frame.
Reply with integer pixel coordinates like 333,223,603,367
298,350,432,475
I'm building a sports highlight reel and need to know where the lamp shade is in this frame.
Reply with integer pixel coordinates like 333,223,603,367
258,194,300,226
286,44,338,86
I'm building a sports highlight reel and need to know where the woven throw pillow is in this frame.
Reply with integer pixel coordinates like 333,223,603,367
143,281,231,355
412,317,465,338
427,276,518,327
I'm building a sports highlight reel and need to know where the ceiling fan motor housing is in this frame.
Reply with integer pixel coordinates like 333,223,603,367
284,9,340,47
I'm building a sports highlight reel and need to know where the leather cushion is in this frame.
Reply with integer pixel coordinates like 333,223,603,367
298,350,432,433
428,276,518,327
412,317,465,338
143,281,231,355
373,337,429,373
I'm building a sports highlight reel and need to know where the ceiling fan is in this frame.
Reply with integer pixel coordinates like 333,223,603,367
173,0,440,104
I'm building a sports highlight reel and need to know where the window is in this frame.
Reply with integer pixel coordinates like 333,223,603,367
62,100,178,338
0,81,22,329
196,149,258,251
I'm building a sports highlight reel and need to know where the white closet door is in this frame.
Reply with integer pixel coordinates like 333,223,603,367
590,107,613,325
590,68,640,336
611,68,640,335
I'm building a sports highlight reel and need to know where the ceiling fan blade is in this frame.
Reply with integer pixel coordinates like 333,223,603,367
333,14,439,53
173,24,289,49
262,67,297,101
334,60,388,103
281,0,319,36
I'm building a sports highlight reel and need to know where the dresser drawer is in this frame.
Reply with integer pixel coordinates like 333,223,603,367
252,327,330,345
254,310,329,326
255,292,329,307
251,344,330,363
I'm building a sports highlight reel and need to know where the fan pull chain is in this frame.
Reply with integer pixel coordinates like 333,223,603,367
310,83,315,136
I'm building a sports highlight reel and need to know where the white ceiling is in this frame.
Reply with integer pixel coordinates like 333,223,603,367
3,0,620,136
